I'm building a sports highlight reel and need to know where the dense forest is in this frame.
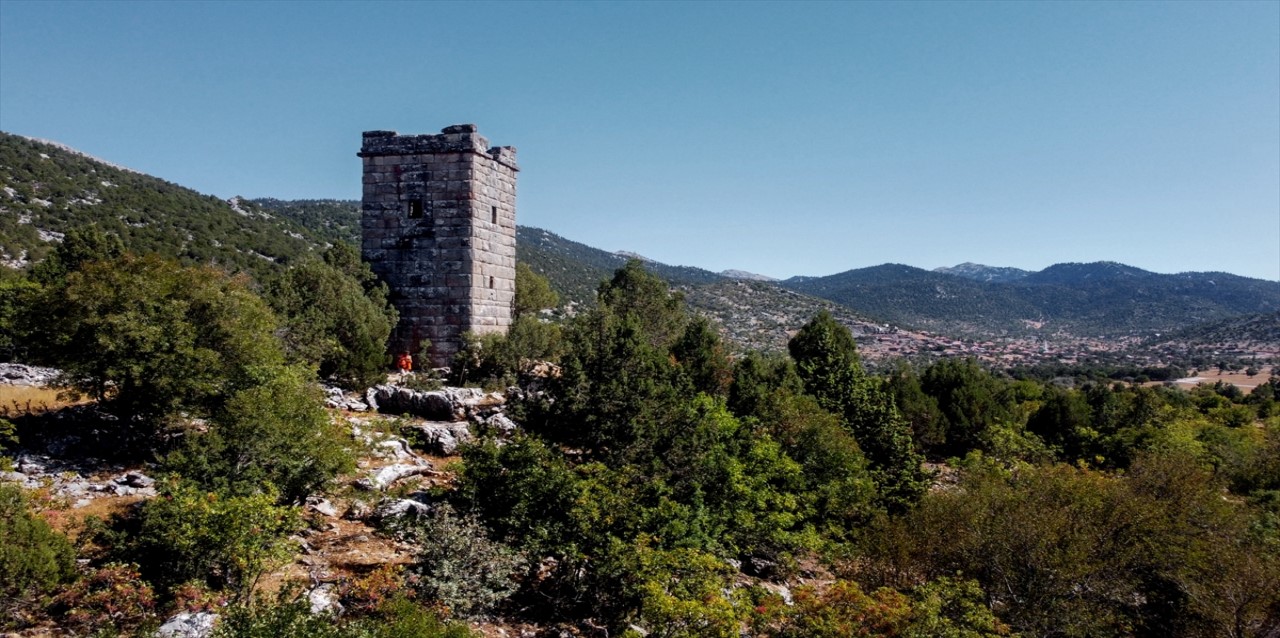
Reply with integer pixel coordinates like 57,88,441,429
2,227,1278,636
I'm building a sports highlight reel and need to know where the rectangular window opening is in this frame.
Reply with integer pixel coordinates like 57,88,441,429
489,276,495,289
491,205,498,224
408,199,424,219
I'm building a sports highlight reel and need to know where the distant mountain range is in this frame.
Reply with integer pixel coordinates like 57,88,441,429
782,262,1279,337
3,132,1277,350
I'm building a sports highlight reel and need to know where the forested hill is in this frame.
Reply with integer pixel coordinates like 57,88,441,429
1144,310,1280,351
0,133,330,279
784,262,1280,337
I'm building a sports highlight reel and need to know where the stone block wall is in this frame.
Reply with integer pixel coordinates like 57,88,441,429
358,124,518,366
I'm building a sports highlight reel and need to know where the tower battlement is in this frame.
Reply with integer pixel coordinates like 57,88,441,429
359,124,518,366
358,126,519,170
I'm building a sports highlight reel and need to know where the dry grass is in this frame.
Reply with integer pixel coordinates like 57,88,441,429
0,384,86,416
39,493,146,539
1170,365,1275,394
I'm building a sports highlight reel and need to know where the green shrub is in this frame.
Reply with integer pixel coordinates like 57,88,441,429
0,483,75,622
625,540,743,638
29,253,285,425
213,590,476,638
754,580,912,638
122,480,301,597
451,316,563,389
212,589,347,638
164,364,354,504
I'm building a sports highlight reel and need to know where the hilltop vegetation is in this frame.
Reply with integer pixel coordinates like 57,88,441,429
0,133,334,280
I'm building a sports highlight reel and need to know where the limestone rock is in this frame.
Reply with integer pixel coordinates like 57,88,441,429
404,421,473,455
0,363,60,386
323,384,369,412
354,463,437,491
482,413,519,436
366,385,502,421
308,583,343,615
156,612,218,638
307,497,339,518
374,497,433,520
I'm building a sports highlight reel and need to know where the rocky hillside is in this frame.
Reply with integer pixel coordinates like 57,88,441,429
0,133,330,279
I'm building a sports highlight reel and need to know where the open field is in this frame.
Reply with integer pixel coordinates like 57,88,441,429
1170,366,1275,394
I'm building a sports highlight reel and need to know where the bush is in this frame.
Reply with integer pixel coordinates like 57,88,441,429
854,452,1280,637
399,504,523,619
121,479,302,597
29,253,285,424
625,540,743,638
164,364,354,504
754,580,912,638
450,316,562,388
0,483,75,623
213,589,477,638
49,563,157,635
212,588,347,638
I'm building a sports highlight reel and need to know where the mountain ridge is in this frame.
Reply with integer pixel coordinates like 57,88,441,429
3,133,1275,347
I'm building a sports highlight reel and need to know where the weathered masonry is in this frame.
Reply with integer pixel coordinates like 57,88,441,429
359,124,518,366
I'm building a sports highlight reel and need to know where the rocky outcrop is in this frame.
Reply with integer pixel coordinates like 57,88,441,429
322,385,369,412
364,385,504,421
0,454,157,506
155,612,217,638
373,497,433,520
353,463,440,491
0,363,59,386
403,421,474,455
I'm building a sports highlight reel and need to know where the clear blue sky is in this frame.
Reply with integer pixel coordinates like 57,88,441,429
2,0,1277,280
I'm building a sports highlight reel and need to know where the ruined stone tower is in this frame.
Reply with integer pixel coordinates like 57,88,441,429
358,124,517,366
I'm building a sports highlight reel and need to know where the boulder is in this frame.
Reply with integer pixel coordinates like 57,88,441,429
307,497,339,518
404,422,473,455
123,472,155,488
323,385,369,412
374,437,416,460
353,463,438,491
155,612,218,638
483,413,519,436
374,497,432,520
308,583,343,615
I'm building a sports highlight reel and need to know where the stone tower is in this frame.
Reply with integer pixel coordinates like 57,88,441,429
358,124,518,366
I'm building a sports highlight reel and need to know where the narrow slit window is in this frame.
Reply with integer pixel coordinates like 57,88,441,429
491,205,499,224
408,199,424,219
489,276,495,289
